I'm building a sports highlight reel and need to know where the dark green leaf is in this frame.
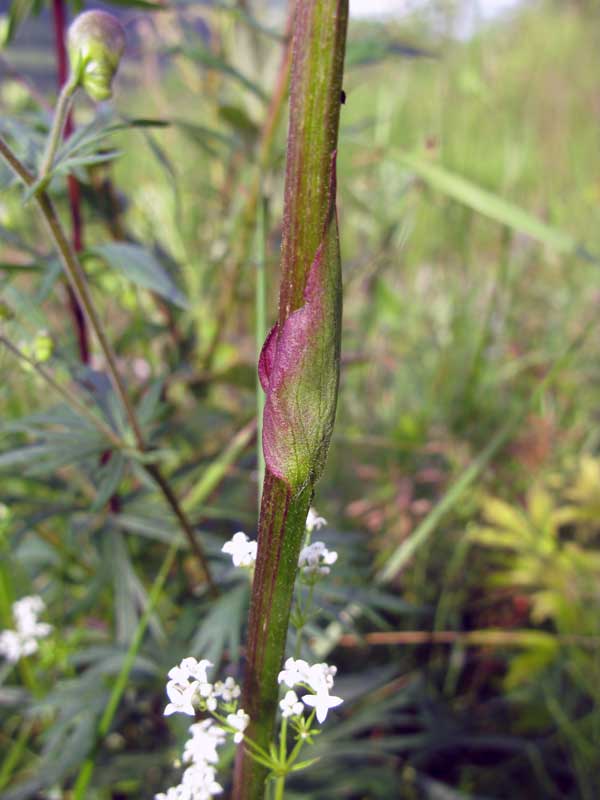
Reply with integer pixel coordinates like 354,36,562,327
88,242,188,308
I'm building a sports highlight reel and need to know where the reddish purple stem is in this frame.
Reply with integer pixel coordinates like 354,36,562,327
51,0,90,364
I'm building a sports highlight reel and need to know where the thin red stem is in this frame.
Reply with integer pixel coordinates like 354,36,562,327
52,0,90,364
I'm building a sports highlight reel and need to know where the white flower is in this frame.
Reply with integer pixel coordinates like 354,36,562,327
179,658,212,683
197,680,218,712
279,690,304,718
0,630,23,663
183,720,226,765
155,791,179,800
306,662,337,692
213,676,240,703
181,761,223,798
278,659,342,722
156,761,223,800
0,595,52,663
164,678,199,717
298,541,338,576
277,657,312,688
221,532,257,568
306,508,327,532
226,709,249,743
159,659,248,799
301,689,343,724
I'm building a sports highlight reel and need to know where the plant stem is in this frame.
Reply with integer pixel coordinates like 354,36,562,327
51,0,90,363
0,719,34,791
144,463,217,596
39,78,77,179
201,2,295,370
36,189,146,446
255,194,267,503
273,775,285,800
236,478,311,799
0,135,216,592
232,2,347,796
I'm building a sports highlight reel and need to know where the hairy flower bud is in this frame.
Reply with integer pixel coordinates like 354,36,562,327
67,11,125,102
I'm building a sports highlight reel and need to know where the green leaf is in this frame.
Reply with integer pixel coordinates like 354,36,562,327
88,242,188,309
175,44,267,101
0,445,55,470
4,0,35,45
395,150,587,257
91,452,125,512
189,582,249,664
290,757,321,772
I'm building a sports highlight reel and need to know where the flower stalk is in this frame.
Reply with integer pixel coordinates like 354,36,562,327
232,1,348,798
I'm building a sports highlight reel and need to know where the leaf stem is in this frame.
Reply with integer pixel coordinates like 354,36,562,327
39,78,78,179
144,463,217,596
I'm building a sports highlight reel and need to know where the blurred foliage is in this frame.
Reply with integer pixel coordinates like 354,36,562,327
1,0,600,798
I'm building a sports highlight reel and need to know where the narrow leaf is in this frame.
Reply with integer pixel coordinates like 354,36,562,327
88,242,188,308
395,150,585,256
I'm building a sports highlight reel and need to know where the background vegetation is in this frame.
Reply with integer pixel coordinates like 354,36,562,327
1,0,600,797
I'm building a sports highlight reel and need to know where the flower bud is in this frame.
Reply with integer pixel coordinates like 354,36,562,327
67,11,125,102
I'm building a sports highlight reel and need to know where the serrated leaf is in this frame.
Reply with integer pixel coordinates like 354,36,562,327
88,242,188,308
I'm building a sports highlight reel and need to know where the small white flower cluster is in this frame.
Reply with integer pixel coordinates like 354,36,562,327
221,509,337,579
0,595,52,663
157,658,249,800
305,508,327,533
164,658,246,722
298,541,338,577
156,719,226,800
277,658,343,724
221,532,256,568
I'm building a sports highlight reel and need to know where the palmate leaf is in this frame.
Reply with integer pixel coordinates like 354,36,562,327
104,530,165,645
3,670,104,800
36,113,169,189
4,643,159,799
90,451,126,512
0,432,106,476
88,242,188,309
189,582,249,665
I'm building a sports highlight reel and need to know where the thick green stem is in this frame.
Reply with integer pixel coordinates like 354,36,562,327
236,475,311,799
278,0,348,321
255,195,268,503
233,2,348,798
